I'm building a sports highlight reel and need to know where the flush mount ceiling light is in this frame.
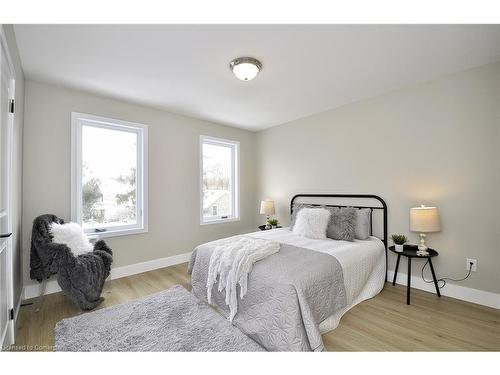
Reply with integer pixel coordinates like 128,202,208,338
229,57,262,81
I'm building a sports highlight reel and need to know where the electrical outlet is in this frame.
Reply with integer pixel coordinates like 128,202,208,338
466,258,477,272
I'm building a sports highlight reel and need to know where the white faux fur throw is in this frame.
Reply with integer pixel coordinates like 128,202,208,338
50,222,93,256
292,207,331,239
206,236,280,321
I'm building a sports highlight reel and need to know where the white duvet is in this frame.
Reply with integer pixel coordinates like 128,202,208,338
247,227,386,333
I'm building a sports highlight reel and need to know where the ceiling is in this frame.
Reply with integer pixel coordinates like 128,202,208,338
13,25,500,131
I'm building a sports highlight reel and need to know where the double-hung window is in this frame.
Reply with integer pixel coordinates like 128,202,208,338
200,135,239,224
71,112,148,237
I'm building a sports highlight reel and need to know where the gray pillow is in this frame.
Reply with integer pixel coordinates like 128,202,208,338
355,208,371,240
325,207,357,241
289,203,316,230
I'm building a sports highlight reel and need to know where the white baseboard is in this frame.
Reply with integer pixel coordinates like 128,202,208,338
23,279,62,300
387,270,500,310
22,251,192,300
109,251,191,279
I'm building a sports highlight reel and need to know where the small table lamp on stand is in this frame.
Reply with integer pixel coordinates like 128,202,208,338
260,200,275,229
410,205,441,256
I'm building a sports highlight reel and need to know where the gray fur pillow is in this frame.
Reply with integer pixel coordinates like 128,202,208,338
326,207,357,241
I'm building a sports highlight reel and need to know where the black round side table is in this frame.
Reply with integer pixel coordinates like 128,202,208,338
389,244,440,305
258,225,282,231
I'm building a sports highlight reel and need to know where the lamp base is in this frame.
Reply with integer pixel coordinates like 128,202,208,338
417,233,429,256
264,215,271,229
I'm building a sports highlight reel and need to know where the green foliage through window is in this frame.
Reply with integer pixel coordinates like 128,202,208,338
115,168,136,206
82,177,104,222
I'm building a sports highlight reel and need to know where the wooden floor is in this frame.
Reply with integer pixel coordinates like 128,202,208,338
12,263,500,351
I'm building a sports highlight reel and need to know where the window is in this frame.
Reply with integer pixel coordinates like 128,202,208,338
71,112,148,237
200,135,239,224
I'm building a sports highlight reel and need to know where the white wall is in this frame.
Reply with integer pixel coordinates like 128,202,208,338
256,63,500,294
22,80,256,290
19,60,500,299
2,25,25,309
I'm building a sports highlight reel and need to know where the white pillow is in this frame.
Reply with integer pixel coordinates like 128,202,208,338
49,222,93,256
292,208,331,239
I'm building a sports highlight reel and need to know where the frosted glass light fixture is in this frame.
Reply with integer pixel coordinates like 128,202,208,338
230,57,262,81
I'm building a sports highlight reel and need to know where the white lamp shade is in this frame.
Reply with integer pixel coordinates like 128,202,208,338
260,200,275,215
232,62,260,81
410,206,441,233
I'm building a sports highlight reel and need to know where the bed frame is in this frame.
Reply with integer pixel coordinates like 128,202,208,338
290,194,388,281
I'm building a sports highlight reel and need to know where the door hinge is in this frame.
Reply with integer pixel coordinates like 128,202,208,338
9,308,14,320
9,99,15,114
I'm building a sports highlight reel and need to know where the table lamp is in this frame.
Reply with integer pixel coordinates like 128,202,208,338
410,205,441,256
260,200,275,225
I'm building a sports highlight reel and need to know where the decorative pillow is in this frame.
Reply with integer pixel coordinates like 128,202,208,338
292,208,331,239
325,207,357,241
355,208,371,240
50,222,93,256
289,203,316,229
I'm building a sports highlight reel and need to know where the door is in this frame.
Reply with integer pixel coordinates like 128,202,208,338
0,33,15,350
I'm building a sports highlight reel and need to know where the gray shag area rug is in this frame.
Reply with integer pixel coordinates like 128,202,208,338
55,285,265,352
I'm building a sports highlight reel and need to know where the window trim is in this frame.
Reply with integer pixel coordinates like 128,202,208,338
71,112,148,238
199,135,240,225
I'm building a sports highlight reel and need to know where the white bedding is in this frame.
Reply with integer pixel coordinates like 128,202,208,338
247,227,385,333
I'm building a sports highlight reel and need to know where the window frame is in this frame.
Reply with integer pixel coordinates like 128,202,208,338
199,135,240,225
71,112,148,238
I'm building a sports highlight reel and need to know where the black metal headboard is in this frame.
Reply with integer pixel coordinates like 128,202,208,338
290,194,388,281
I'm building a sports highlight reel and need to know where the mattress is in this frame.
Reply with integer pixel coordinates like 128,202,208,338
247,227,386,333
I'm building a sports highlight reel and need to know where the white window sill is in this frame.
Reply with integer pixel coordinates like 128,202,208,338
85,227,148,239
200,217,240,226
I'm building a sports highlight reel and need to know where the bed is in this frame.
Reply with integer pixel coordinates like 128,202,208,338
189,194,387,352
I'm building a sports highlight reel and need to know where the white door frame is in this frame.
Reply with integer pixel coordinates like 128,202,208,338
0,28,16,350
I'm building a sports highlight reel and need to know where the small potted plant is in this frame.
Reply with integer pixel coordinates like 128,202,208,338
268,218,279,229
391,234,407,252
